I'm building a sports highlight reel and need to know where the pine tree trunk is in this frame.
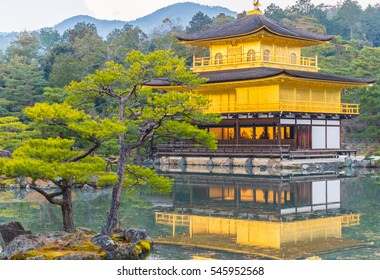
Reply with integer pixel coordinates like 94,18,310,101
102,133,127,235
61,187,75,233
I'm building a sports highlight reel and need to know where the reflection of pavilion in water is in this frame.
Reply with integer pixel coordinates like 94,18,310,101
154,173,366,259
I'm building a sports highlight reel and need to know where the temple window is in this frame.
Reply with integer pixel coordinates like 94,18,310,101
209,127,235,140
255,127,275,140
247,49,256,62
290,53,297,64
239,127,253,139
281,126,294,139
263,49,270,62
240,188,254,202
215,53,223,65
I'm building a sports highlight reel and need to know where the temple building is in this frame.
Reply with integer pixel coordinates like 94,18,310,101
150,1,376,158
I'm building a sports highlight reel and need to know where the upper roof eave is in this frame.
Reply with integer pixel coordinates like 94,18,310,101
145,68,377,88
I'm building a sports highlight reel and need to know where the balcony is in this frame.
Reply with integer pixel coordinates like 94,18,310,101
193,52,318,72
205,100,359,115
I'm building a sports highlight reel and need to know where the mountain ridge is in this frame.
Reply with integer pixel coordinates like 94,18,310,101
0,2,237,51
54,2,236,37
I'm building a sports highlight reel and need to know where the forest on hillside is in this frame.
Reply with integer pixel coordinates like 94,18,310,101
0,0,379,155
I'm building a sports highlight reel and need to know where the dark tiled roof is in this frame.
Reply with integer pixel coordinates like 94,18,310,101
177,14,334,42
146,68,377,86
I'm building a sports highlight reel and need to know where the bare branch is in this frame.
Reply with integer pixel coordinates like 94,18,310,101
124,85,138,102
67,139,101,162
30,184,63,206
98,87,122,100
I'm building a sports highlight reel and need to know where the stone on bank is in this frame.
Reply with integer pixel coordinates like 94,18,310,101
0,222,153,260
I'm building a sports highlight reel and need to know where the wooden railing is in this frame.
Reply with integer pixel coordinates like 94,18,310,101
205,100,359,115
155,143,291,159
341,213,360,227
193,52,318,72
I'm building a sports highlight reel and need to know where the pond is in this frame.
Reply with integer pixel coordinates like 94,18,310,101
0,169,379,260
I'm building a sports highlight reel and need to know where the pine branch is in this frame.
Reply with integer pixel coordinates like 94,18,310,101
30,184,63,206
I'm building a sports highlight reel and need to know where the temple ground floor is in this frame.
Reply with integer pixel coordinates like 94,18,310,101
154,113,357,160
201,113,344,150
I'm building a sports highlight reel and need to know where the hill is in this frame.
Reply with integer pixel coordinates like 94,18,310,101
0,2,237,52
0,32,17,52
54,2,236,37
53,15,126,38
0,2,236,51
129,2,236,34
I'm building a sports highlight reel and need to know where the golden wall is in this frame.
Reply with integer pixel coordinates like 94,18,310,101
202,82,342,114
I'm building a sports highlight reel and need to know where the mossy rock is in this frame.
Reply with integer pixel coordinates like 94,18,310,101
10,233,107,260
135,239,152,254
9,230,153,260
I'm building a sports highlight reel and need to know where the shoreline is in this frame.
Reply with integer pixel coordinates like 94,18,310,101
157,155,380,173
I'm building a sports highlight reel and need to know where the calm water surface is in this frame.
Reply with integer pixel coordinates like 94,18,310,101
0,170,379,260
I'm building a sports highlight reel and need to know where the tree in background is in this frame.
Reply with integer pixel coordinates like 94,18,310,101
264,3,287,22
362,5,380,47
0,31,46,119
5,31,39,62
35,28,62,55
149,20,198,67
211,13,235,27
106,24,148,64
47,23,106,88
186,11,212,34
333,0,364,40
67,50,219,234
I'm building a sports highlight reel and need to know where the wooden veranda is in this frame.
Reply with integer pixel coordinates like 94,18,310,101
154,144,357,159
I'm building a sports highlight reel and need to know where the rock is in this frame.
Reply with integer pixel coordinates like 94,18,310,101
123,228,150,244
0,234,45,259
55,253,100,260
105,245,134,260
105,241,152,260
179,157,187,166
344,157,353,167
245,158,254,168
76,227,97,235
302,164,310,171
38,231,70,244
0,149,11,158
82,184,96,191
0,230,69,259
0,221,32,245
224,158,233,167
259,165,267,172
90,234,118,252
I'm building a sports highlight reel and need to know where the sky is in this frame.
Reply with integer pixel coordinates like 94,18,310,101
0,0,377,33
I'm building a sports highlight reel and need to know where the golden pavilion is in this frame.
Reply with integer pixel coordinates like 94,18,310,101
150,1,376,158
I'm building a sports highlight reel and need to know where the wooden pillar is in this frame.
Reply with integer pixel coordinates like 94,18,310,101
235,118,239,145
172,215,176,238
277,117,281,146
294,184,298,213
